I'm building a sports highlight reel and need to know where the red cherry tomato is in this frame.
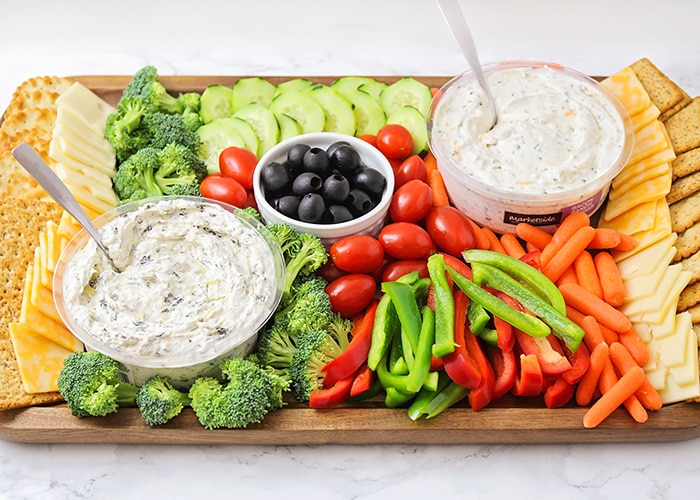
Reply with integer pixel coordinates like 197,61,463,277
330,235,385,274
375,124,413,159
357,134,378,148
218,146,258,190
200,174,248,208
394,155,428,190
424,205,476,257
378,222,433,260
381,259,429,282
325,274,377,318
389,179,433,223
316,259,347,283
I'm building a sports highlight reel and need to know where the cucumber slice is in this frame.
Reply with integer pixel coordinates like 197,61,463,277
232,77,276,112
217,116,259,154
357,80,388,101
233,103,280,157
332,76,382,97
306,84,356,136
386,105,429,156
269,90,326,135
199,84,234,124
341,88,386,136
277,113,302,141
380,77,433,117
196,121,246,173
274,78,313,96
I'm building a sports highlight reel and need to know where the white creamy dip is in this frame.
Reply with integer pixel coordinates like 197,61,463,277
62,198,278,360
431,65,625,195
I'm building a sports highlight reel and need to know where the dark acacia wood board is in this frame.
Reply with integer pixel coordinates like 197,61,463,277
1,74,698,445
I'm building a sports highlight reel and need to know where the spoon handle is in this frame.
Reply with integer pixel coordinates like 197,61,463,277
12,142,115,263
436,0,497,124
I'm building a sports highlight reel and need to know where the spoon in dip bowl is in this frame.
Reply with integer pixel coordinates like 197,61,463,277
12,142,122,273
436,0,497,129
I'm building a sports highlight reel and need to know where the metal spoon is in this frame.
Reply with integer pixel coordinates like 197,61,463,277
436,0,498,129
12,142,121,273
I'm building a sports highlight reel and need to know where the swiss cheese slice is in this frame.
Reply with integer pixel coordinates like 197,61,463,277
54,81,116,133
615,234,677,276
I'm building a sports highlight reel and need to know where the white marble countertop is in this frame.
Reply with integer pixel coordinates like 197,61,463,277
2,0,700,497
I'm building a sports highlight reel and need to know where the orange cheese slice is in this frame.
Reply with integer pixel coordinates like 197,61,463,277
603,167,672,220
628,120,671,166
599,199,658,234
612,147,675,191
608,162,671,201
601,67,652,117
630,103,661,132
8,322,74,394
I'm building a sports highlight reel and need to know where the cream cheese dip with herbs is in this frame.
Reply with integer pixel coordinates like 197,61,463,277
62,197,278,359
431,65,626,195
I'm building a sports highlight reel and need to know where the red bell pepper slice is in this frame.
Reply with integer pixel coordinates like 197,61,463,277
309,372,355,408
430,354,444,372
349,363,374,397
512,353,543,397
442,290,482,389
322,299,379,388
514,329,572,375
485,345,516,399
464,325,496,410
519,250,542,271
440,252,472,280
561,341,590,385
492,290,520,352
543,376,575,408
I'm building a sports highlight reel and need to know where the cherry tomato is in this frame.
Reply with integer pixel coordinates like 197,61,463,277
394,155,428,190
381,259,429,282
357,134,378,148
375,124,413,159
325,274,377,318
316,259,347,283
378,222,433,260
389,179,433,223
424,205,476,257
330,235,385,274
219,146,258,190
200,174,248,208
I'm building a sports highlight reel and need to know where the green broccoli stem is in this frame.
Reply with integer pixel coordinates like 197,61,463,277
115,383,139,406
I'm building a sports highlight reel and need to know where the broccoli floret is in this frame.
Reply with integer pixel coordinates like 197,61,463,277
277,275,333,335
241,206,261,221
135,375,191,426
266,223,328,298
188,357,289,429
112,143,207,203
143,112,200,152
289,314,353,404
256,318,298,382
177,92,204,133
57,351,138,418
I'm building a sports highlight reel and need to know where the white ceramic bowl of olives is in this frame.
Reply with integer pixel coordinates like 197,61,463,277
253,132,394,246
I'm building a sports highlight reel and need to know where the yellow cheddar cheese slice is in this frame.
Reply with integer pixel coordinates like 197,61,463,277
609,162,671,201
30,248,60,323
599,199,658,234
38,229,52,288
611,147,674,192
8,322,74,394
46,220,64,273
57,209,84,240
601,67,652,117
630,103,661,132
628,120,670,166
603,168,672,220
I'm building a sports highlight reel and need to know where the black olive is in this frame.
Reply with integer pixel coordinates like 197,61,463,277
346,188,375,216
351,167,386,197
260,161,291,194
292,171,323,197
322,174,350,204
303,147,330,177
287,143,310,175
298,193,326,223
273,195,300,219
323,205,354,224
326,140,352,159
329,144,362,176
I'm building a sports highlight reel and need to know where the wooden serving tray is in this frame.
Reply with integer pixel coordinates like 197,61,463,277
1,74,699,445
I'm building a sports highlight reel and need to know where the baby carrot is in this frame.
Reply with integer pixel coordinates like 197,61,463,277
500,233,526,259
540,211,590,267
515,223,551,251
583,365,646,428
482,227,506,254
608,342,662,410
559,282,632,334
594,251,626,307
575,341,609,407
556,265,579,286
579,314,607,351
568,308,618,349
424,150,438,175
542,225,596,283
428,169,450,207
614,232,638,252
587,227,621,249
617,325,649,367
574,250,604,299
467,218,491,250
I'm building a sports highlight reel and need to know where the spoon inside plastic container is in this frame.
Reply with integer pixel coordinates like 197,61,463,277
12,142,122,273
437,0,498,129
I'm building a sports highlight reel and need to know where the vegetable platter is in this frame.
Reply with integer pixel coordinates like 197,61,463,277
1,74,699,445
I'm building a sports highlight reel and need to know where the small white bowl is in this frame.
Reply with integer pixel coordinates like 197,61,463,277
53,196,285,388
253,132,394,246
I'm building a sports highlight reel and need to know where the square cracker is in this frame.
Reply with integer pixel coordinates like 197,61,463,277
0,197,64,410
664,97,700,155
668,170,700,205
670,190,700,233
674,220,700,261
672,147,700,180
631,58,689,115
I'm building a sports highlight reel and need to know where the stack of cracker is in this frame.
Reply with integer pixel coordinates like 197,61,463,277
0,76,118,411
599,58,700,403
